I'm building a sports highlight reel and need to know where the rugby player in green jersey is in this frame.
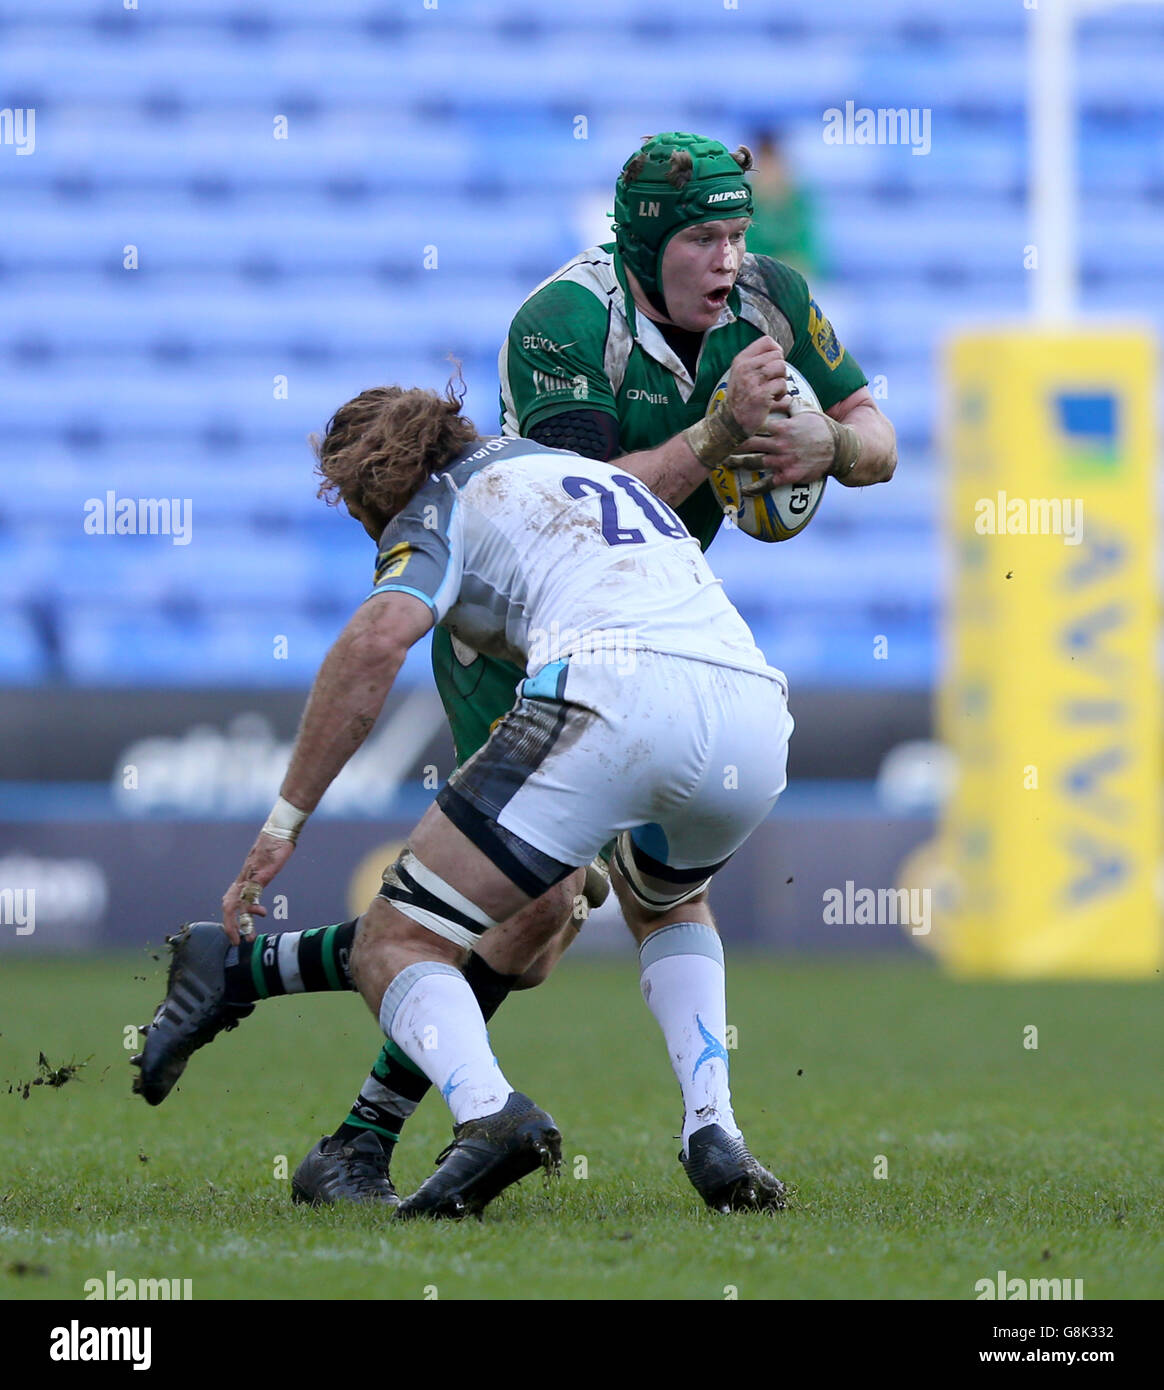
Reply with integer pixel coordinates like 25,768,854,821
135,132,896,1212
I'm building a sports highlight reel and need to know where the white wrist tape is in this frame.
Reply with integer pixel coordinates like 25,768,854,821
261,795,309,844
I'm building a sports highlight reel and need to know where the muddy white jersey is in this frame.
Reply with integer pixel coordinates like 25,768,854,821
366,435,784,686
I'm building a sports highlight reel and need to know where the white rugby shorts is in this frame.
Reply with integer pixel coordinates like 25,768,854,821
437,649,793,893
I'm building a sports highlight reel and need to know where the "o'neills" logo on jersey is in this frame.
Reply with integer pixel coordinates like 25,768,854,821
626,389,669,404
706,189,749,204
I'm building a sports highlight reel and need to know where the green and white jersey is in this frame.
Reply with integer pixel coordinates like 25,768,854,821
435,246,868,769
499,244,868,549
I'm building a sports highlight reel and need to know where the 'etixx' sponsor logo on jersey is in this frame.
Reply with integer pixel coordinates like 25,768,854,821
522,334,574,354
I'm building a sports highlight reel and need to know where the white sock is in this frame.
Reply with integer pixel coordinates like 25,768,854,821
379,962,514,1125
639,922,742,1150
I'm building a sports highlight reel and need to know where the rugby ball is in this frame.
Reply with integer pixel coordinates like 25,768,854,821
706,361,826,542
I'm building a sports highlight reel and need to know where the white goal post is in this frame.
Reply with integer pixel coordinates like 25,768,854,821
1029,0,1164,322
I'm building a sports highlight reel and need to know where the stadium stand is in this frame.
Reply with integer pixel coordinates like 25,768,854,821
1,0,1160,690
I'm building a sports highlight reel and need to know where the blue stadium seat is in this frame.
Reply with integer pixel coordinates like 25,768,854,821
56,601,435,687
57,604,330,685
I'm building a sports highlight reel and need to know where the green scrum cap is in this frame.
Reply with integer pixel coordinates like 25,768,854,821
613,131,753,318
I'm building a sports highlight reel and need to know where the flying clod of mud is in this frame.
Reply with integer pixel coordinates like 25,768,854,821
6,1051,90,1099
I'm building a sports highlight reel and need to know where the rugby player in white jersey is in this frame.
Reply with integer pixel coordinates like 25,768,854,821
189,380,794,1217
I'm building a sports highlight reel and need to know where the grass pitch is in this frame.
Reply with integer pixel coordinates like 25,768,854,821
0,951,1159,1301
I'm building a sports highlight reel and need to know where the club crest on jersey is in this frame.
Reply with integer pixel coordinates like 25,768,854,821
808,298,843,369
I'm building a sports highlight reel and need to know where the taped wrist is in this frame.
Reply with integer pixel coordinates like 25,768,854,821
682,401,751,470
825,416,862,479
262,795,308,844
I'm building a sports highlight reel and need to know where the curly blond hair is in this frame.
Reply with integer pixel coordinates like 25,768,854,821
313,374,478,530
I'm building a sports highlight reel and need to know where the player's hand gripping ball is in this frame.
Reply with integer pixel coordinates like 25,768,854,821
707,362,827,542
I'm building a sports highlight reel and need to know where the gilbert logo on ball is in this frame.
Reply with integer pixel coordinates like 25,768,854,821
706,362,826,542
